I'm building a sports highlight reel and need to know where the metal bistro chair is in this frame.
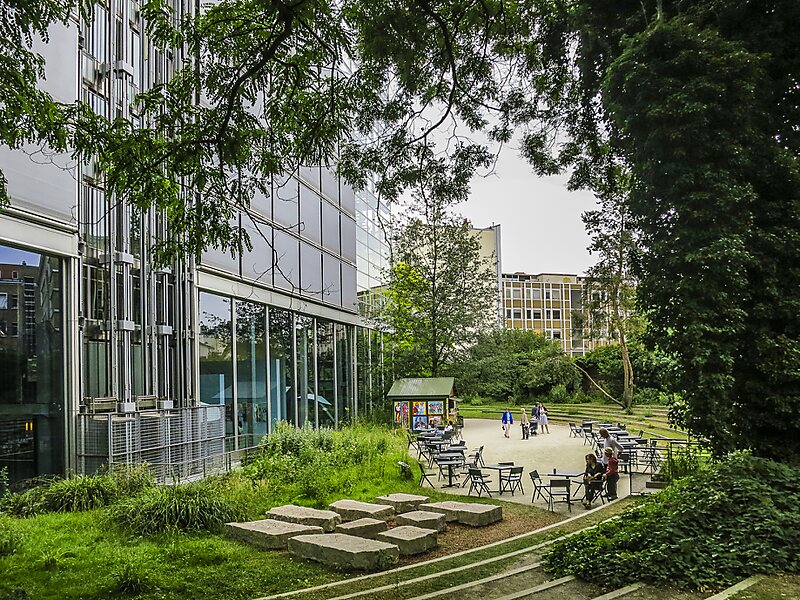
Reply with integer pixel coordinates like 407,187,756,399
569,422,584,438
543,479,572,512
468,468,493,498
529,470,547,503
500,466,525,496
418,461,437,488
467,445,485,468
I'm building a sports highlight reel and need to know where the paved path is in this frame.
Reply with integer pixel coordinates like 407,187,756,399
432,418,639,513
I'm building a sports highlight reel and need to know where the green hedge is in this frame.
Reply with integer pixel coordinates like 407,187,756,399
545,455,800,591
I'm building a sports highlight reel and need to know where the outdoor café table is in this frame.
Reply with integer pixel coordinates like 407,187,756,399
435,458,463,488
484,464,516,494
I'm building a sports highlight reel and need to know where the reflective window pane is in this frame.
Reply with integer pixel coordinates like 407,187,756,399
235,301,267,449
198,293,234,449
241,217,273,285
299,184,322,245
335,323,353,425
274,230,300,291
273,175,299,231
316,320,335,428
0,245,64,484
322,252,341,307
295,316,315,426
322,200,340,254
300,242,322,300
268,307,295,427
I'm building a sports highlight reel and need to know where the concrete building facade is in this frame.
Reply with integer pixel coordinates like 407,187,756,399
501,272,610,356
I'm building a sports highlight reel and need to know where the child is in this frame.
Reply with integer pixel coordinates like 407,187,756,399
603,447,620,500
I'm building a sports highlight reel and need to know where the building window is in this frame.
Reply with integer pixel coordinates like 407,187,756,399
512,288,522,299
11,271,18,279
545,309,551,319
545,289,551,300
526,309,531,320
552,310,561,320
552,289,561,300
512,309,522,319
0,293,6,309
9,322,18,336
553,331,561,339
532,289,542,300
10,294,17,308
533,310,542,319
506,308,512,319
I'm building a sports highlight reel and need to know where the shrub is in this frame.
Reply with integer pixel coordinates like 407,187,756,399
0,483,50,517
44,474,118,512
108,464,156,497
110,479,248,534
545,455,800,591
0,517,21,557
111,560,154,595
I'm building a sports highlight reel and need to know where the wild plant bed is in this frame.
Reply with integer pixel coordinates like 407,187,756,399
544,454,800,592
0,424,560,600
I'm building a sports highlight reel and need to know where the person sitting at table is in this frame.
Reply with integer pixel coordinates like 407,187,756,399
582,453,605,509
599,428,624,466
602,447,620,500
444,420,454,433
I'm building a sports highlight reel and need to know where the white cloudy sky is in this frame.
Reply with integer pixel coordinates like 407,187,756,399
460,143,599,276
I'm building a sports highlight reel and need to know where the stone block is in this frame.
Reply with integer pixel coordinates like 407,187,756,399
419,501,502,526
288,533,399,571
328,499,395,522
375,493,429,514
418,501,464,522
376,525,438,556
224,519,324,550
266,505,342,532
395,510,447,532
334,517,388,539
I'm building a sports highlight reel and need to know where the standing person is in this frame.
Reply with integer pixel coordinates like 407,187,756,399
602,447,620,500
537,402,550,434
520,408,530,440
501,408,513,438
598,428,624,466
582,454,605,509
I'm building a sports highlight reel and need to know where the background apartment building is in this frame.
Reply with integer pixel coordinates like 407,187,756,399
0,2,389,484
502,272,610,356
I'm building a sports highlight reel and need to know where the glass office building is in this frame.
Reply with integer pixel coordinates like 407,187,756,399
0,2,385,484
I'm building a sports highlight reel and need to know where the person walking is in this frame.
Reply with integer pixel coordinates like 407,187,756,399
520,408,530,440
501,408,514,438
537,402,550,434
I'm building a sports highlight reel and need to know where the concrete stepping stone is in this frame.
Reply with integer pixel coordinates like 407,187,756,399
376,525,438,556
328,499,395,522
224,519,324,550
419,501,502,526
288,533,399,571
395,510,447,532
334,517,388,539
266,504,342,532
375,493,429,514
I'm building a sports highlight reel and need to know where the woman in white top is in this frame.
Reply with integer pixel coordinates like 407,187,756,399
537,402,550,434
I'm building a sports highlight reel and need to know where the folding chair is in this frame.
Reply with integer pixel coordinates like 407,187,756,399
467,445,485,468
542,479,572,512
500,466,525,496
467,468,493,498
568,422,583,438
418,462,437,488
529,470,547,502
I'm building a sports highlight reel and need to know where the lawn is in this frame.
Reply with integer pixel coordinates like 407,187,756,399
0,424,565,600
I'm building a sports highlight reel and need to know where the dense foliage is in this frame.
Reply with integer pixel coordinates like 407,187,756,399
520,2,800,461
545,455,800,590
449,329,580,404
576,342,680,406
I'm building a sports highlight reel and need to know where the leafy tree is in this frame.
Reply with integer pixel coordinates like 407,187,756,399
0,1,90,204
450,329,579,403
384,148,497,377
581,169,641,411
519,2,800,462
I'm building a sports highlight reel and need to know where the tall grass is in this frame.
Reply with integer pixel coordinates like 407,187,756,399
242,422,410,506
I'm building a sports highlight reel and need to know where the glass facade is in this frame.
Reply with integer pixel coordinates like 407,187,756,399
0,244,64,483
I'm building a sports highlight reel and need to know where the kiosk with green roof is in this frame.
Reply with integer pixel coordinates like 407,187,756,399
387,377,457,430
